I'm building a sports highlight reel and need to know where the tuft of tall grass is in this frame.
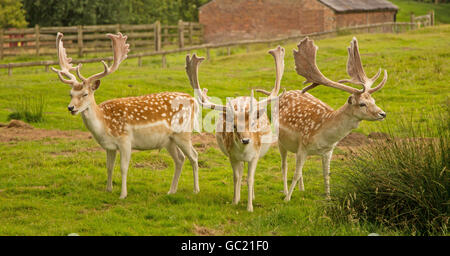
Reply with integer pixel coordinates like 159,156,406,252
7,94,47,123
327,107,449,235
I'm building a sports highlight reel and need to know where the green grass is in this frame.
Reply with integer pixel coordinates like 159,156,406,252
0,26,449,235
391,0,450,24
328,110,449,235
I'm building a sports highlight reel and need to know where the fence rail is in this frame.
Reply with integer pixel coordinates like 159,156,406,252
410,10,435,28
0,20,202,59
0,22,423,76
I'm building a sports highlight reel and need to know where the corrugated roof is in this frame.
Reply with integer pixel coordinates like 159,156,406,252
319,0,398,13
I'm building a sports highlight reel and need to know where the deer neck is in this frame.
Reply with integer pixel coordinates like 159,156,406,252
80,96,105,137
320,103,361,144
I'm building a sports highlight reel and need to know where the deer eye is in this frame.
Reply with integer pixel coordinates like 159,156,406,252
359,103,367,107
82,93,88,97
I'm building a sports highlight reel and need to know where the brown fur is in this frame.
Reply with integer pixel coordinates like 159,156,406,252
216,97,271,154
96,92,195,136
279,90,334,141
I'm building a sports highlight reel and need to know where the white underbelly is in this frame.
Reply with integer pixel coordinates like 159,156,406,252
130,123,171,150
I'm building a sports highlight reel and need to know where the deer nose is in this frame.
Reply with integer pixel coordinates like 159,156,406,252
68,106,74,111
379,112,386,118
242,139,250,144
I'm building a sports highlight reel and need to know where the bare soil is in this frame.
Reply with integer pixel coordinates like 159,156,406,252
0,120,388,153
0,120,91,143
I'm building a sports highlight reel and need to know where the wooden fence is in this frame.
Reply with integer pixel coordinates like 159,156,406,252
0,22,423,76
410,10,435,28
0,20,202,59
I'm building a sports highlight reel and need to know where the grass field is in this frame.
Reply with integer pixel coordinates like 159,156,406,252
0,25,448,235
392,0,450,24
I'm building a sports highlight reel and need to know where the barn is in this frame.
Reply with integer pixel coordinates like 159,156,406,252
199,0,399,43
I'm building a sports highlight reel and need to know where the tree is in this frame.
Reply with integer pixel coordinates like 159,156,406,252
21,0,213,27
0,0,27,28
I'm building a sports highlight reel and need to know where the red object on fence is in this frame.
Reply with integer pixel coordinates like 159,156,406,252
7,28,25,47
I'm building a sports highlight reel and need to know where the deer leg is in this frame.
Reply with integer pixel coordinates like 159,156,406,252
166,142,185,194
285,152,306,202
247,158,258,212
106,149,116,192
231,159,243,205
279,143,288,196
173,137,199,194
322,150,333,200
119,145,132,199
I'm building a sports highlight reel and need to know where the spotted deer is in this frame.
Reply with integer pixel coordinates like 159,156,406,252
51,32,199,199
257,37,387,201
186,46,285,212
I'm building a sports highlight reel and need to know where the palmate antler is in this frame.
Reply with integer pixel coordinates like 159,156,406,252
186,46,285,114
253,46,286,112
84,33,130,83
296,37,387,94
185,54,228,112
52,32,130,88
338,37,387,94
51,33,83,89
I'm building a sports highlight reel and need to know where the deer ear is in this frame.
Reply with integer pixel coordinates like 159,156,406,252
347,95,353,105
92,80,101,91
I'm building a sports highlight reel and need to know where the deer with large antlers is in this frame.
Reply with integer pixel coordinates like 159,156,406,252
186,46,285,212
257,37,387,201
52,32,199,199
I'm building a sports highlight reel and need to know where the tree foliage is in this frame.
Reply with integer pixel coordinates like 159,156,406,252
0,0,28,28
21,0,211,27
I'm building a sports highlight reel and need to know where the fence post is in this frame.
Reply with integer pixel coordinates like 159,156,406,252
0,29,3,60
410,13,415,30
430,10,435,26
162,54,167,68
154,20,161,52
77,25,83,57
206,48,210,60
188,22,193,45
163,27,168,47
35,24,40,56
178,20,184,49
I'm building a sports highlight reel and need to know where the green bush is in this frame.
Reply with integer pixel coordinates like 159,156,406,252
328,107,449,235
8,94,47,123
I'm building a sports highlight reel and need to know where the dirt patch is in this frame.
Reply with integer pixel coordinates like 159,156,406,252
134,159,169,170
3,120,34,129
338,132,370,147
192,133,216,152
192,224,222,236
0,120,91,143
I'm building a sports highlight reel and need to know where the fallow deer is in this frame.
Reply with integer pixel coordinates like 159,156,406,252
257,37,387,201
52,32,199,199
185,46,285,212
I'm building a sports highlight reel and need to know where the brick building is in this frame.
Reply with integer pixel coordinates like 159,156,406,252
199,0,399,43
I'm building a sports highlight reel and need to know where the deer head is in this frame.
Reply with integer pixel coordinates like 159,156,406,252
51,32,129,115
295,37,387,121
186,46,286,145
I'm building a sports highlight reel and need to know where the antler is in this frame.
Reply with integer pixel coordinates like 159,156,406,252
185,54,228,112
294,37,361,94
84,32,130,83
51,32,82,88
337,37,388,94
253,46,286,110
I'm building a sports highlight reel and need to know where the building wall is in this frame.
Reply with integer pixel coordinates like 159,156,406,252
199,0,332,43
336,10,396,28
199,0,396,43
